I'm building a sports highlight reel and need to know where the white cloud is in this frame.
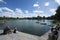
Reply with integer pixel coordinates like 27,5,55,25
25,10,29,14
45,2,49,6
0,7,34,18
55,0,60,5
0,0,6,4
40,14,46,17
50,9,56,15
0,7,15,17
1,7,14,12
32,10,45,17
0,0,4,2
33,3,39,7
15,8,24,14
0,7,45,18
33,10,44,13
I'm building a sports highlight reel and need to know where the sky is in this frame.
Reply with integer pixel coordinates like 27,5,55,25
0,0,60,18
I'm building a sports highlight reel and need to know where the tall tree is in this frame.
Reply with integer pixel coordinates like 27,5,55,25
55,6,60,19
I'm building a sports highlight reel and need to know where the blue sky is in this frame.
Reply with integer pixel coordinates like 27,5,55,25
0,0,60,18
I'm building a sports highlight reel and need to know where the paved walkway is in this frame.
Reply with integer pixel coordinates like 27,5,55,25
0,30,50,40
57,30,60,40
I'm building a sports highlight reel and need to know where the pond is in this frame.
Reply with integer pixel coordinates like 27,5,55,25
0,20,54,36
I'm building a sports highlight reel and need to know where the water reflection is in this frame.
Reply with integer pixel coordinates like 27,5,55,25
36,20,47,25
0,20,53,36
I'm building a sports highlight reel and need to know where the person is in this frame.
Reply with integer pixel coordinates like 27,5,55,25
51,28,58,35
57,23,60,30
3,26,12,34
55,23,60,30
48,30,56,40
13,28,17,33
51,27,54,32
54,29,58,40
54,29,58,35
50,27,58,40
58,25,60,30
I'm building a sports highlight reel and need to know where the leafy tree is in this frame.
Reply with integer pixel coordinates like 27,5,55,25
43,16,45,19
55,6,60,19
37,16,42,19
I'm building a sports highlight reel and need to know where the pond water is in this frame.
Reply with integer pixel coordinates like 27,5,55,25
0,20,54,36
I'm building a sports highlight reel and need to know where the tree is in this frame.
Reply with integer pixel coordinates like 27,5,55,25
3,16,5,18
17,17,19,19
37,16,42,19
55,6,60,19
43,16,45,19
